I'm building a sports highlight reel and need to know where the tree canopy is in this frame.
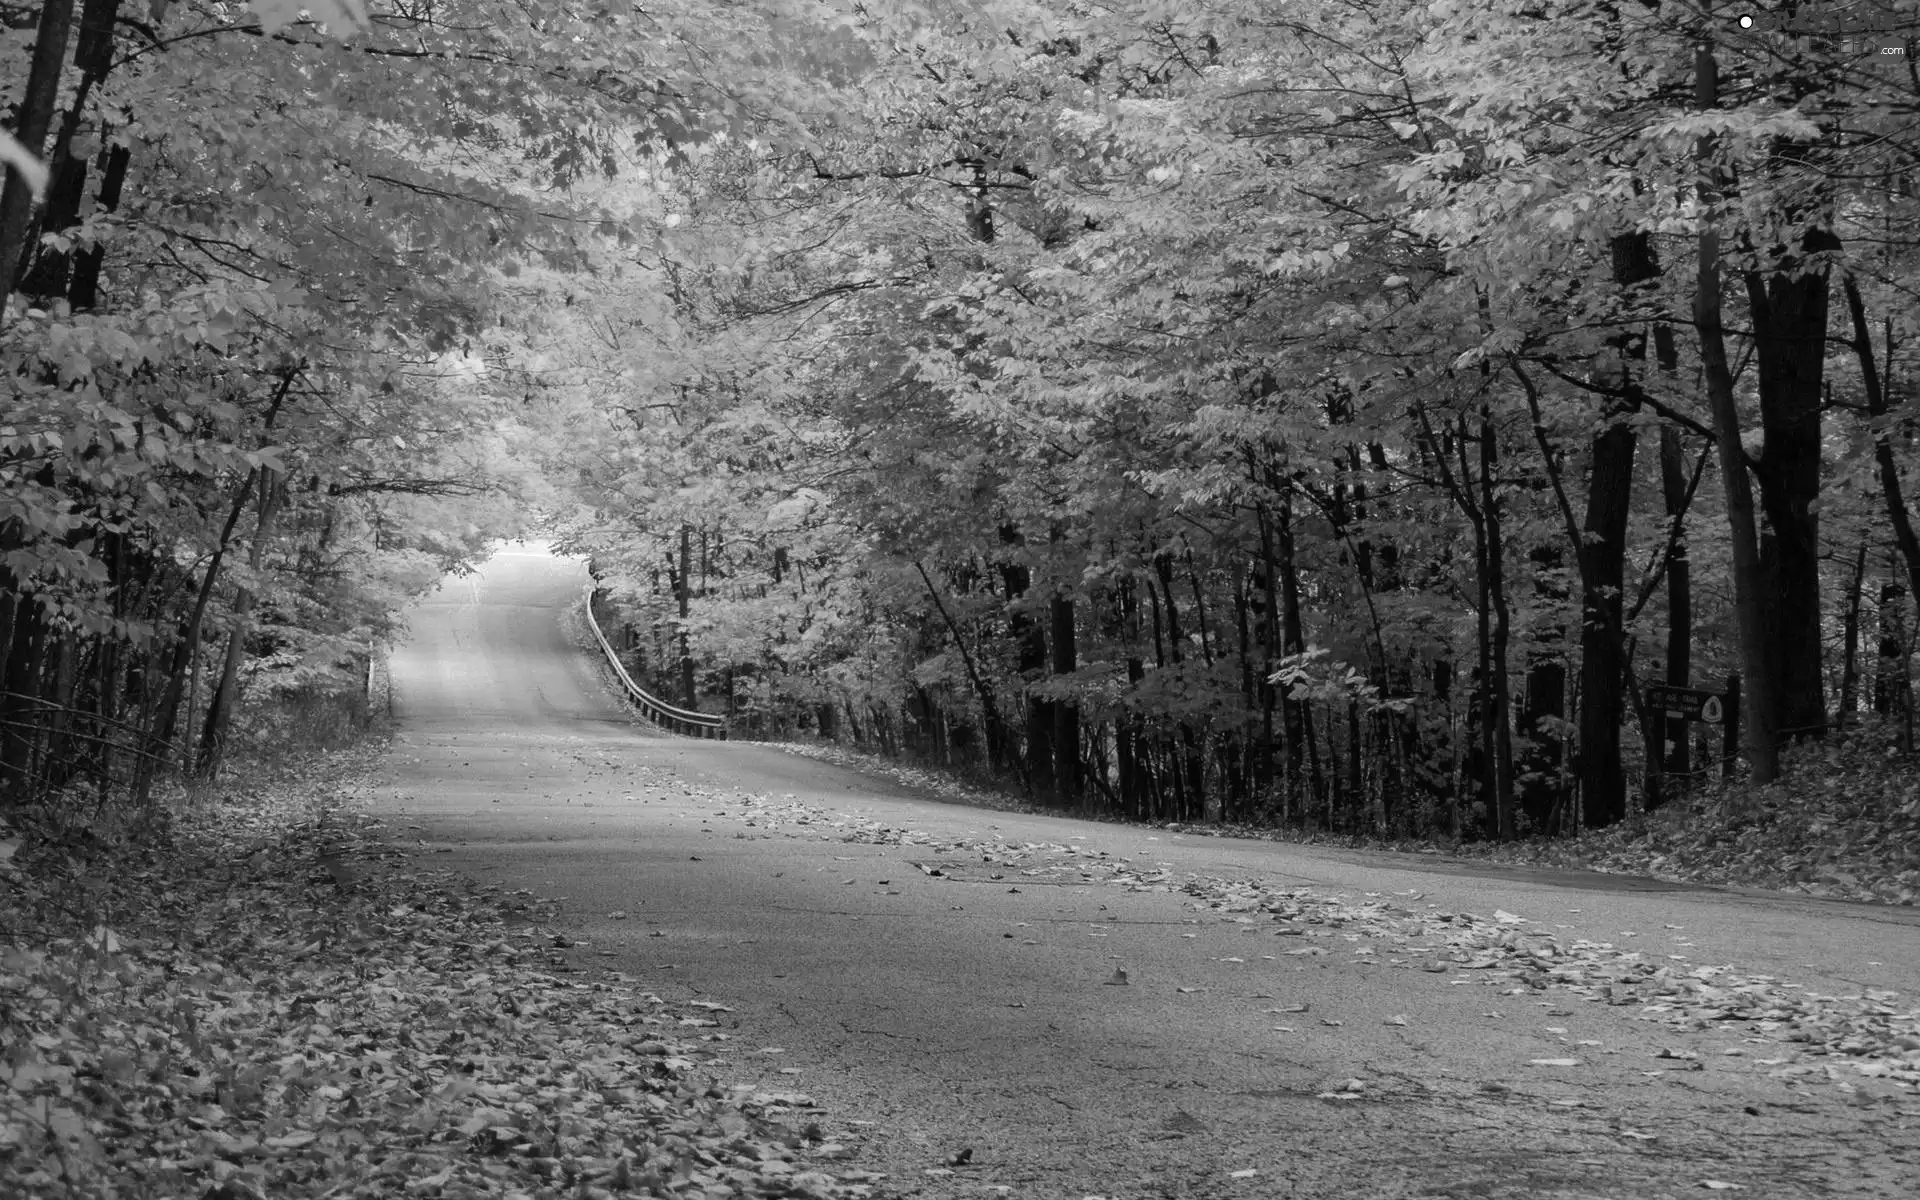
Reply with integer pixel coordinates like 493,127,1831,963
5,0,1919,836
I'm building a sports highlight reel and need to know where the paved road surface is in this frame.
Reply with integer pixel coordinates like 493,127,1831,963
377,545,1920,1199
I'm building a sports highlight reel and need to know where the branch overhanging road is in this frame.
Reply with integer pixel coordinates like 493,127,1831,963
376,546,1920,1199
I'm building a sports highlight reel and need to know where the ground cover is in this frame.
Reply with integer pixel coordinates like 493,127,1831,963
760,728,1920,907
0,743,884,1200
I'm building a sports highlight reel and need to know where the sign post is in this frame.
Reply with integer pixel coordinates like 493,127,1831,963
1645,674,1739,794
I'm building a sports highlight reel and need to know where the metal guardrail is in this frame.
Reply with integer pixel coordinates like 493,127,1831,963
580,585,727,739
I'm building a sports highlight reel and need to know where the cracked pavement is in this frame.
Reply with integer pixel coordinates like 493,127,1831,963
375,545,1920,1198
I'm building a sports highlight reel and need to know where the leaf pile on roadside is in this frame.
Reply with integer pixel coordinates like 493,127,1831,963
1446,735,1920,906
0,767,883,1200
1181,878,1920,1091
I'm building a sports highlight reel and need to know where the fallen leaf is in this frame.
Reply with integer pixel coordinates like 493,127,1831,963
1104,968,1130,986
1529,1058,1581,1067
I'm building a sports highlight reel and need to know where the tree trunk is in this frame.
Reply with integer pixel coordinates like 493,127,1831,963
1838,542,1869,730
0,597,46,798
916,561,1007,770
1694,42,1780,783
1050,592,1078,805
1272,488,1311,806
1658,423,1693,788
1480,411,1515,840
0,0,78,305
14,0,123,299
1746,252,1833,741
1842,276,1920,611
678,525,695,708
196,469,282,776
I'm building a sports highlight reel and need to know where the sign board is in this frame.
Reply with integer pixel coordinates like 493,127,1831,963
1646,684,1729,725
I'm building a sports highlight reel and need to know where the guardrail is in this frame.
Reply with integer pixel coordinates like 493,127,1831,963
580,585,727,739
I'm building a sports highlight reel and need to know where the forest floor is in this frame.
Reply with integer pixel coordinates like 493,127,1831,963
0,739,884,1200
762,727,1920,909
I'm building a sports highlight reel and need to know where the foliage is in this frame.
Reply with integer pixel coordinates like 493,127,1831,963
558,0,1920,841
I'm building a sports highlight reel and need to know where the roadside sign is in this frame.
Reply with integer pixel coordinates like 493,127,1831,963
1646,683,1731,725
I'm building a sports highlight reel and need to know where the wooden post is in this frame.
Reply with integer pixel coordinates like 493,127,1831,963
1646,679,1667,811
1723,672,1741,780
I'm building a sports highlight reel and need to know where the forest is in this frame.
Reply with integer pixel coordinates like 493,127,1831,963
3,0,1919,844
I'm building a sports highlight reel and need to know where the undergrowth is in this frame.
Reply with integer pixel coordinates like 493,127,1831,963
1452,724,1920,905
773,720,1920,906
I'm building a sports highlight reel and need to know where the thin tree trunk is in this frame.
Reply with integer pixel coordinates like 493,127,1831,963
1050,592,1078,805
1838,541,1869,730
1658,424,1694,789
678,525,695,708
1694,43,1779,782
196,469,281,776
915,561,1007,769
1842,276,1920,609
1480,409,1515,840
1273,487,1312,805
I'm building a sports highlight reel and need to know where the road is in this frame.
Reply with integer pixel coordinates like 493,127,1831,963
377,545,1920,1199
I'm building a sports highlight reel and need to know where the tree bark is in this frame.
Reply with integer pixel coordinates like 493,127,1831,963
1694,42,1780,783
1745,247,1833,741
195,469,282,776
1842,276,1920,609
1657,423,1693,789
0,0,78,306
1050,592,1078,805
677,525,695,708
1838,542,1868,730
1478,410,1515,840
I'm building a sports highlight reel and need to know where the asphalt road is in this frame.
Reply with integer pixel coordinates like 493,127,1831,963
377,545,1920,1199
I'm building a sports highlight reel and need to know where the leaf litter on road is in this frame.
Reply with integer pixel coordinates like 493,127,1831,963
698,784,1920,1096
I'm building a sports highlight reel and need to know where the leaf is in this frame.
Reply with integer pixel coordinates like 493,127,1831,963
1104,968,1129,986
1529,1058,1581,1067
1229,1168,1259,1178
1384,1014,1409,1026
1700,1183,1746,1191
248,0,371,37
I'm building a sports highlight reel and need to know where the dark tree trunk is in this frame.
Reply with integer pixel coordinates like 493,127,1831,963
1694,43,1780,782
1746,252,1833,742
1273,488,1312,806
1658,424,1694,787
1050,592,1078,805
1842,277,1920,620
0,596,46,798
0,0,78,303
1519,543,1567,833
